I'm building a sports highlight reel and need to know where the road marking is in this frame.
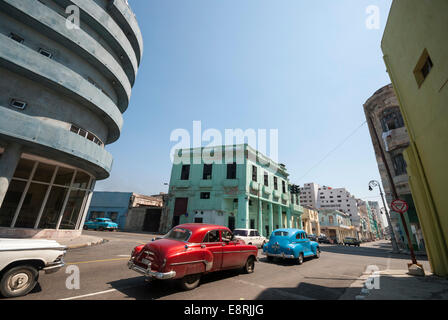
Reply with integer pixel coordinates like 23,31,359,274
66,257,130,265
59,288,118,300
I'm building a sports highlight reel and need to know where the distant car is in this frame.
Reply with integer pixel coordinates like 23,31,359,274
262,229,320,264
128,224,258,290
0,239,66,298
317,234,331,244
307,234,317,241
233,229,267,248
343,237,361,247
84,218,118,231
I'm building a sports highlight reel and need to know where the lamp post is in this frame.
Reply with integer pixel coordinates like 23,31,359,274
369,180,400,253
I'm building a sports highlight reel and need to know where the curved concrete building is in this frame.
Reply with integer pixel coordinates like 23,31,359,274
0,0,143,238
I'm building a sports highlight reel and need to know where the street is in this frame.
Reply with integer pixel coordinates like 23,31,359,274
8,231,431,300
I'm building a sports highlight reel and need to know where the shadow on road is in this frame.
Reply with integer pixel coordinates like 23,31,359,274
254,281,361,300
107,269,245,300
319,244,428,261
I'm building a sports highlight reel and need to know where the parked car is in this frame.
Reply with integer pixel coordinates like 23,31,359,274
307,234,318,241
128,223,258,290
262,229,320,264
233,228,267,248
343,237,361,247
84,218,118,231
0,238,66,298
317,234,331,244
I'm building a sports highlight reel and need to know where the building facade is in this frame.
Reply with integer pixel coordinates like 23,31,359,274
318,209,357,244
382,0,448,276
0,0,143,238
86,192,164,232
301,205,321,236
160,144,304,236
364,84,424,251
299,183,361,237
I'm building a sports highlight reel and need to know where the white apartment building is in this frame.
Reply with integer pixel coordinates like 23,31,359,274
299,183,361,227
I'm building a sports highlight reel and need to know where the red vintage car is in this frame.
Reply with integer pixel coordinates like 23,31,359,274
127,223,259,290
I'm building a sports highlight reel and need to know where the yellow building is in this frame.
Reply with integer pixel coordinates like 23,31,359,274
382,0,448,276
301,206,321,236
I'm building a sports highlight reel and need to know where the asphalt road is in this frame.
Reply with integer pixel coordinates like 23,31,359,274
7,231,430,300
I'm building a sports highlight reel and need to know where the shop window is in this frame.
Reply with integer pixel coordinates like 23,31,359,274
13,159,36,180
38,186,69,229
15,183,50,228
59,189,87,230
33,162,56,183
0,180,27,227
72,170,90,189
54,166,75,186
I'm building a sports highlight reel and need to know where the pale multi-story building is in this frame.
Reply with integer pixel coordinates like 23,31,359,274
299,183,361,232
318,209,357,244
301,205,321,236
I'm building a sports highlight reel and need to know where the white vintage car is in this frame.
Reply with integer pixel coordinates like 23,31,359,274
0,238,66,298
233,229,267,248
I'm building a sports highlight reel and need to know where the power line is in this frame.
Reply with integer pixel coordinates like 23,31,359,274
297,121,367,182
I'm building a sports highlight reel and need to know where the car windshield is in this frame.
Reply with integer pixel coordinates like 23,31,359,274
233,230,248,236
164,227,192,242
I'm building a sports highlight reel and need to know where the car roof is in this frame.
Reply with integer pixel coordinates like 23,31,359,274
175,223,231,243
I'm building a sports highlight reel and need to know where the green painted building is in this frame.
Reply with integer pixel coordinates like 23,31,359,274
160,144,303,236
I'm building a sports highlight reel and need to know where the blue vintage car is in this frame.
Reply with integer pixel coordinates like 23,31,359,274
262,228,320,264
84,218,118,231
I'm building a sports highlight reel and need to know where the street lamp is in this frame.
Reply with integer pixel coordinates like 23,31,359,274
368,180,400,253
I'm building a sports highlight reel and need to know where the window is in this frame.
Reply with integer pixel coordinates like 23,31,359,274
381,108,404,132
194,217,203,223
180,165,190,180
203,164,212,180
9,99,27,110
203,230,220,242
282,180,286,193
274,177,278,190
9,33,24,43
227,163,236,179
233,229,248,237
252,165,257,182
393,154,407,176
329,216,334,224
165,227,192,241
264,172,269,186
274,231,289,236
221,230,233,242
70,125,103,146
200,192,210,199
38,48,52,58
414,49,433,87
249,230,257,236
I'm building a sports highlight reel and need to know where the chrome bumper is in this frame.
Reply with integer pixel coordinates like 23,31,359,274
127,260,176,280
43,259,65,274
262,251,295,259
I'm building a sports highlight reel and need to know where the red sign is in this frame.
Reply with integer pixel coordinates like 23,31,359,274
391,199,409,214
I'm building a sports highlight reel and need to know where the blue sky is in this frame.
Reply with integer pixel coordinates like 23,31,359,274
96,0,392,221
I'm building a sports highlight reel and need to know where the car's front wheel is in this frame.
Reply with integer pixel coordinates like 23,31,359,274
180,274,201,291
0,265,39,298
243,256,255,274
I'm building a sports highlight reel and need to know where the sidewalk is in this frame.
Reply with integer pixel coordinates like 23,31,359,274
56,235,105,250
341,269,448,300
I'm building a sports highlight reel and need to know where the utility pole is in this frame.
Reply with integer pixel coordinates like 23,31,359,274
369,180,400,253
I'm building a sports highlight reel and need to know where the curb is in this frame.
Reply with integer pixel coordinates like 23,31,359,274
66,238,107,250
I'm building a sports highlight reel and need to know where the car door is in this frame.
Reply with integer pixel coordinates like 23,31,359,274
221,230,246,269
295,232,311,256
202,230,223,272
